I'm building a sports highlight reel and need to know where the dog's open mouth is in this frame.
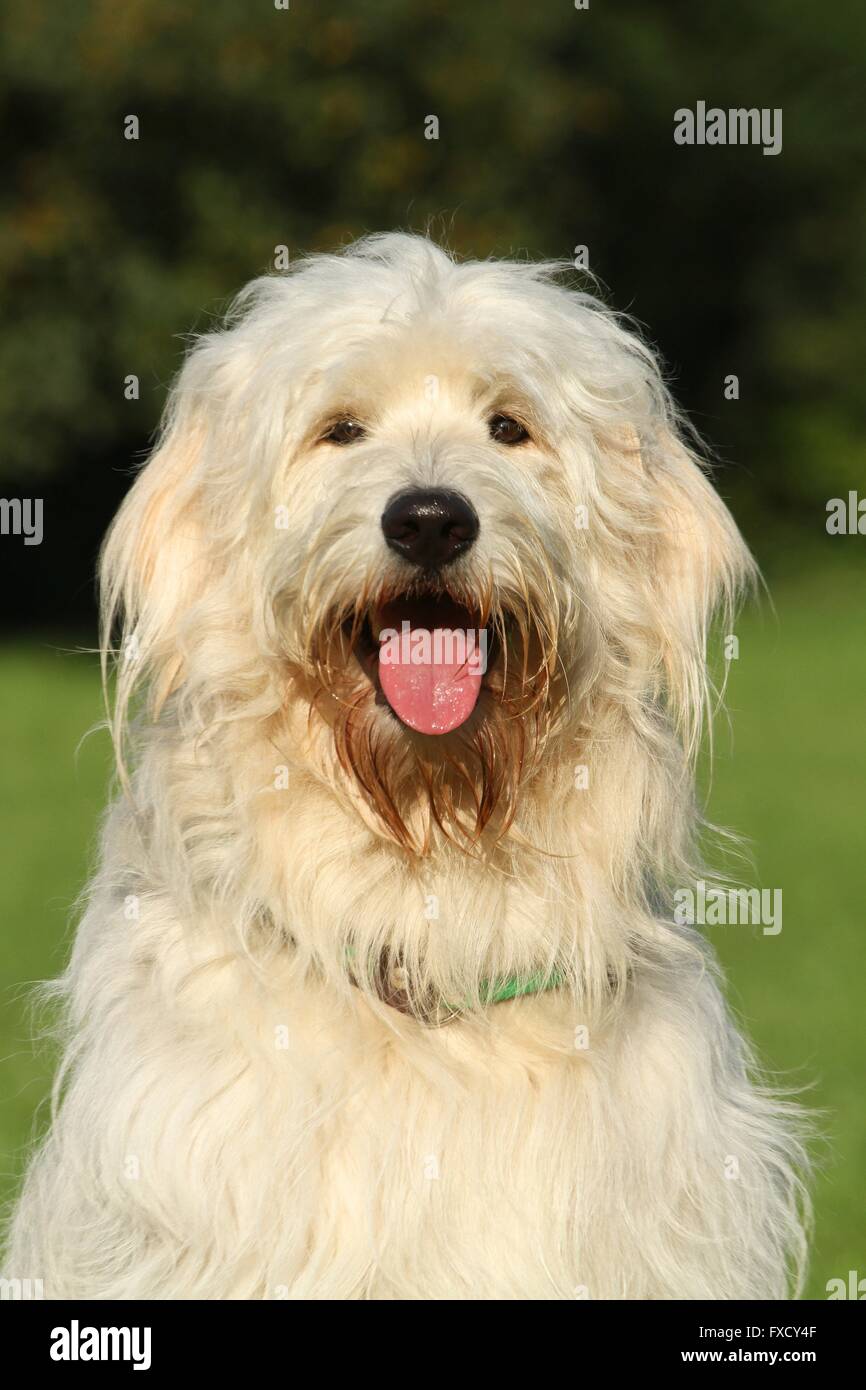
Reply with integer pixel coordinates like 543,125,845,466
348,592,493,736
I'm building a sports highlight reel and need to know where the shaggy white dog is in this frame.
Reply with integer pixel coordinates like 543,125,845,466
6,234,809,1299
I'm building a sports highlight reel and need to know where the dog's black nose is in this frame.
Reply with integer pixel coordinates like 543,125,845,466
381,489,479,570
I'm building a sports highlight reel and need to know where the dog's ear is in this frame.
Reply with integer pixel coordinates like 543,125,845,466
100,364,211,740
607,421,756,755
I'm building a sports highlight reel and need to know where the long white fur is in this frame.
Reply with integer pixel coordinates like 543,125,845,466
5,234,809,1298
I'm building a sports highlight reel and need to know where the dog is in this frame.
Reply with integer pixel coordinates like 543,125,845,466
6,234,809,1298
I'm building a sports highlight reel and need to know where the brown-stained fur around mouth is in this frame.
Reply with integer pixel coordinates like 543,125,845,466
305,582,563,857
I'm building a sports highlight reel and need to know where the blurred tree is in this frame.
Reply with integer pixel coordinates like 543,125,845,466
1,0,864,624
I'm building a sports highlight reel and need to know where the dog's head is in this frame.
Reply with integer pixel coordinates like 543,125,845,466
102,234,753,858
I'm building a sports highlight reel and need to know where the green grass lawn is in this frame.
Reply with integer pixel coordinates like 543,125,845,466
1,566,863,1297
703,562,866,1299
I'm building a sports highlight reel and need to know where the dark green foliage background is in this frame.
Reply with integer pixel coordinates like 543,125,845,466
1,0,865,620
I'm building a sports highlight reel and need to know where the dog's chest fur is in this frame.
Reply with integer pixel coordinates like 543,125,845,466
43,867,791,1299
4,783,806,1300
2,736,809,1303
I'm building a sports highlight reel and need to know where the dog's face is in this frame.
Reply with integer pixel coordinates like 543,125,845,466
263,325,590,849
103,235,752,855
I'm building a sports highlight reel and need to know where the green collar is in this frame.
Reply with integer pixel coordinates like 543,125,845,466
346,948,565,1023
481,970,566,1005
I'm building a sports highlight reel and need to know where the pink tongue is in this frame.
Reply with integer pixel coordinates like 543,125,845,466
378,599,484,736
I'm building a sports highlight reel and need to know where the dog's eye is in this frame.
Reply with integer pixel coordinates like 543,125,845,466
321,418,367,445
489,413,529,446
